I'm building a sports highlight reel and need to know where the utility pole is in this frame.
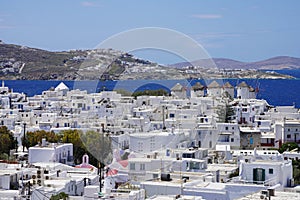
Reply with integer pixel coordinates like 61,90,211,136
99,161,102,192
162,105,166,130
23,123,26,152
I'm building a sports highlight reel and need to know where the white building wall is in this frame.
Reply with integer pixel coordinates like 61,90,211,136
29,143,73,165
237,87,249,99
0,175,10,189
29,148,55,163
171,90,187,99
129,132,185,153
191,90,204,98
240,160,293,187
207,88,222,97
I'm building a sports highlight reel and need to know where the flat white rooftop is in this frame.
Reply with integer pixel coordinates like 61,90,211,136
238,191,300,200
148,195,204,200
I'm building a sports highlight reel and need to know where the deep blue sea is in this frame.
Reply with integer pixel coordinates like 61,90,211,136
3,69,300,108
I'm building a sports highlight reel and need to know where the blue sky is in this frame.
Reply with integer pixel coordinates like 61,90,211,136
1,0,300,64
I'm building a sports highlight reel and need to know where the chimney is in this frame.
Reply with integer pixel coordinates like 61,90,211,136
42,138,47,147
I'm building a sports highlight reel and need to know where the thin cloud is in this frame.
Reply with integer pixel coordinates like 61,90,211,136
201,42,223,49
196,30,271,39
196,32,242,39
0,25,14,29
0,14,11,17
191,14,222,19
81,1,100,7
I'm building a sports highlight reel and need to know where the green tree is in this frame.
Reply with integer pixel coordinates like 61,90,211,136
216,102,235,123
292,159,300,185
24,130,61,149
81,130,112,167
50,192,68,200
60,129,86,164
132,89,169,98
278,142,299,153
0,126,17,156
114,89,132,96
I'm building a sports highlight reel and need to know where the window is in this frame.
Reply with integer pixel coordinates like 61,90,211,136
258,121,261,126
209,141,212,148
190,162,200,170
140,163,145,171
287,128,290,132
198,131,201,136
225,127,228,130
130,163,135,170
231,138,234,142
138,142,143,152
287,134,291,139
269,168,273,174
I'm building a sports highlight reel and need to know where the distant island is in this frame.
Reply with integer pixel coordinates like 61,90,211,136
0,41,297,80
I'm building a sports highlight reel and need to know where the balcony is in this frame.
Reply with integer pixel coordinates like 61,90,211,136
218,139,230,143
260,143,274,147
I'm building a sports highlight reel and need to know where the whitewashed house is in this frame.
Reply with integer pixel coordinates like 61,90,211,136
216,123,240,149
28,139,74,165
239,155,293,187
129,131,186,153
274,119,300,147
234,99,268,126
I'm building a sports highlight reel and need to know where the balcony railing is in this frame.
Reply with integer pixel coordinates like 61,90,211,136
217,139,230,143
260,143,274,147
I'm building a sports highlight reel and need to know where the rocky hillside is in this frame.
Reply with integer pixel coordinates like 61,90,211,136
171,56,300,70
0,41,295,80
0,42,185,80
